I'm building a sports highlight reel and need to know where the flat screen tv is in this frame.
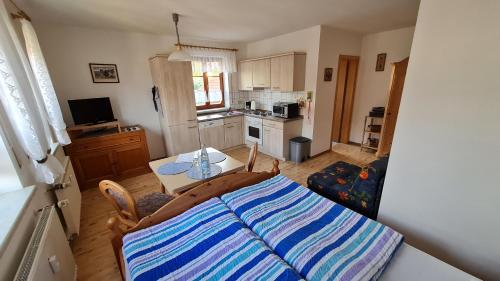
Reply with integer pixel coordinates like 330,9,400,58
68,97,115,125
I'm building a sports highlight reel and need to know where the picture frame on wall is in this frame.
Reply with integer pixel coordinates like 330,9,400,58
375,53,387,72
324,68,333,81
89,63,119,83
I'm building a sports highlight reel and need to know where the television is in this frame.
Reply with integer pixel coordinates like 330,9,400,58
68,97,116,125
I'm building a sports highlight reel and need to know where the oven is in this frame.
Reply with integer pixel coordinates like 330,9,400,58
245,116,263,145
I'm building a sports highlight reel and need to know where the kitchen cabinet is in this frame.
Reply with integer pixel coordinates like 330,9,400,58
239,61,253,91
224,116,243,149
164,120,200,155
149,55,200,156
199,119,225,150
270,53,306,92
252,59,271,88
239,52,306,91
261,118,303,160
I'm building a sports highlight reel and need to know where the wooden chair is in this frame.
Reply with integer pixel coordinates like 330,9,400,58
99,180,174,227
247,142,258,172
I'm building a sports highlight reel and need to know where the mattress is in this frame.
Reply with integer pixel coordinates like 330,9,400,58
221,175,404,281
122,198,303,281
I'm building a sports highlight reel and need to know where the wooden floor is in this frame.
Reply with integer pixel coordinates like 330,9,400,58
73,144,376,280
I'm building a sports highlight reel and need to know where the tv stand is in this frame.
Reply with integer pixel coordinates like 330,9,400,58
64,124,150,190
67,121,121,139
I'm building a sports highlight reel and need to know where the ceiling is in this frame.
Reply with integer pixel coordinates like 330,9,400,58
14,0,420,43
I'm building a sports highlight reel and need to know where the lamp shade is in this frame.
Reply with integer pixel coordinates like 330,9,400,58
168,49,191,61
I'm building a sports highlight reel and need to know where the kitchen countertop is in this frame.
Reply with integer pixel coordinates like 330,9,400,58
197,111,303,123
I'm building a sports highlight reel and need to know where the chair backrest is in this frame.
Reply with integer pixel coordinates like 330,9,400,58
99,180,140,223
247,142,258,172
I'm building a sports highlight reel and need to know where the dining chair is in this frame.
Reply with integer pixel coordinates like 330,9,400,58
247,142,258,172
99,180,174,227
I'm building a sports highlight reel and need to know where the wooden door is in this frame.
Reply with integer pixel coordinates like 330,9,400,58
239,61,253,90
165,121,200,156
224,123,243,149
252,59,271,88
270,57,281,91
114,143,149,177
270,55,294,92
262,126,272,154
150,58,197,126
377,57,409,156
271,128,284,158
199,122,225,150
331,55,360,144
72,150,115,189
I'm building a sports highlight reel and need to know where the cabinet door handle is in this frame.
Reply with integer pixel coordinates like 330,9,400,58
188,126,198,129
187,119,196,121
226,125,234,128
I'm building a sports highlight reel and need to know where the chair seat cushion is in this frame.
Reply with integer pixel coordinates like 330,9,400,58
136,192,174,219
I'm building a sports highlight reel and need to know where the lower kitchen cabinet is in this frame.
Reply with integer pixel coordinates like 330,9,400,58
261,119,302,160
224,122,243,149
164,121,201,156
199,119,225,150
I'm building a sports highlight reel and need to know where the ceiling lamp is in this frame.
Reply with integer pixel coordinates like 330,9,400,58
168,13,191,61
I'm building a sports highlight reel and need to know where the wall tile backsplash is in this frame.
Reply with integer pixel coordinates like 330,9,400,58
230,90,307,111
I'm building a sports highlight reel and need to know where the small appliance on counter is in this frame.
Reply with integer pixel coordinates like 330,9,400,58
273,102,299,118
245,100,257,110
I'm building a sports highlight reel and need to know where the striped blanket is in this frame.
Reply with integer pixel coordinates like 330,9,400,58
221,175,404,281
122,198,303,281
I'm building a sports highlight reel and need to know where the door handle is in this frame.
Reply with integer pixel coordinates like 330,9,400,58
188,126,198,129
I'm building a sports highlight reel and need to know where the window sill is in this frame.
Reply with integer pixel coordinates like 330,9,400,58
0,185,36,255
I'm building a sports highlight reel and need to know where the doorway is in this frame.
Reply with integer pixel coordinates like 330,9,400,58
331,55,359,144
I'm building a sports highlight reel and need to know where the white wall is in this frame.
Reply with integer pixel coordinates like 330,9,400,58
313,26,362,154
35,23,239,159
239,25,321,146
378,0,500,279
350,27,414,143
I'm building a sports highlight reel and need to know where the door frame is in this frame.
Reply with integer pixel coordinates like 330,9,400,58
331,55,360,146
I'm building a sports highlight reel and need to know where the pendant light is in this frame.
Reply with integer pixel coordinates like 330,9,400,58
168,13,191,61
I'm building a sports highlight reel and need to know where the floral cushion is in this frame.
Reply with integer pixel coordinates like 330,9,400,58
307,157,389,219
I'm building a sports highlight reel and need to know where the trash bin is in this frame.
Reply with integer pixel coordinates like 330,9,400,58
289,137,311,163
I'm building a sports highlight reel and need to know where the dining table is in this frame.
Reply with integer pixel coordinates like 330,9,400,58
149,147,246,195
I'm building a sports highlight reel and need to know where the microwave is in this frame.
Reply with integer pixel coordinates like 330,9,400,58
272,102,299,118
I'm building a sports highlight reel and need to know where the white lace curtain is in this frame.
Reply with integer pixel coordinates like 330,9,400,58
185,46,237,73
21,19,70,145
0,2,63,184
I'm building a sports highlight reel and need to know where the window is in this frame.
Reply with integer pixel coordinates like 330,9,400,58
192,61,225,110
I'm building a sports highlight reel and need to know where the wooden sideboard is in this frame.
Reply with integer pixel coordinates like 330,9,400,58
64,126,150,190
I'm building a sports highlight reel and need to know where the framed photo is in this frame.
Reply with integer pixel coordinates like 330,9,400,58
324,68,333,81
375,53,386,72
89,63,119,83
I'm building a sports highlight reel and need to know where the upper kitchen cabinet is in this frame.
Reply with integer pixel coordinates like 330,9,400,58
252,59,271,88
239,60,253,91
271,53,306,92
239,52,306,91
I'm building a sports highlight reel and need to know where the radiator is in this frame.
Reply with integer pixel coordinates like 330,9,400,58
52,155,81,240
14,206,77,281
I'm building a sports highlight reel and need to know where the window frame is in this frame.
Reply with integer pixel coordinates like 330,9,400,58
194,72,225,110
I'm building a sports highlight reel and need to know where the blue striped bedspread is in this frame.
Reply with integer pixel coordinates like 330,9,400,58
221,175,404,281
122,198,303,281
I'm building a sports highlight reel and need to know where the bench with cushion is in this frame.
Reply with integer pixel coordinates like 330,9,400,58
306,156,389,219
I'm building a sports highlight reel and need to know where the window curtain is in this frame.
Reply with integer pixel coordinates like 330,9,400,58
185,47,237,73
20,19,70,145
0,2,63,184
